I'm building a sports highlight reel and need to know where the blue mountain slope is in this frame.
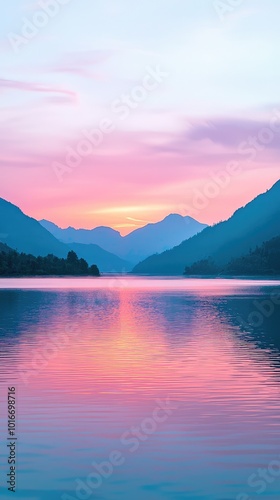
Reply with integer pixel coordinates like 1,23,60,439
133,180,280,275
41,214,207,263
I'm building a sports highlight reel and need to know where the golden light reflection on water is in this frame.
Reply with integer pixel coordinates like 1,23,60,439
0,278,280,499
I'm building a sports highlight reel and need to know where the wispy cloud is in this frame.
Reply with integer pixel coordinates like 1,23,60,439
92,204,174,215
51,50,116,79
0,78,76,102
187,117,280,149
126,217,152,223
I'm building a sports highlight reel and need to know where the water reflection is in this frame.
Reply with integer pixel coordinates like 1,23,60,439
0,278,280,499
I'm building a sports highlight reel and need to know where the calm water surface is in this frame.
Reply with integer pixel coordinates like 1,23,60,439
1,277,280,500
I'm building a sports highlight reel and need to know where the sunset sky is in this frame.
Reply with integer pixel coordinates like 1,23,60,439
1,0,280,234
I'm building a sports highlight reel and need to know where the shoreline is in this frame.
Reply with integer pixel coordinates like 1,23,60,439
1,274,280,280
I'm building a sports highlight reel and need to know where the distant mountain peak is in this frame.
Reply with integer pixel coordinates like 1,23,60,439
0,202,132,273
133,178,280,275
40,213,207,265
163,213,182,219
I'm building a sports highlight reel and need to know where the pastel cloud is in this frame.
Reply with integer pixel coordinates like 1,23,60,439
52,50,116,78
1,120,279,234
0,0,280,234
0,78,76,102
187,116,280,150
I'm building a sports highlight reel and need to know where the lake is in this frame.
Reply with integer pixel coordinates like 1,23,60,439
1,277,280,499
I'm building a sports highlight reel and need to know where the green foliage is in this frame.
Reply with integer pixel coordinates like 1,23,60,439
184,236,280,276
184,258,219,275
0,250,100,277
226,236,280,275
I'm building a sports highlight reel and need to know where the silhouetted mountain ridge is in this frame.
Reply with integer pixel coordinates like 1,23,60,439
67,243,130,272
40,214,207,263
226,235,280,275
0,242,12,253
0,198,130,272
184,235,280,276
0,198,67,258
133,180,280,275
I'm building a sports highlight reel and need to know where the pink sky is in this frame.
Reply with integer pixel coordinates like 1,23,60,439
1,1,280,234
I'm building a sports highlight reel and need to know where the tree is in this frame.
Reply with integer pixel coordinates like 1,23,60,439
67,250,79,265
0,249,100,277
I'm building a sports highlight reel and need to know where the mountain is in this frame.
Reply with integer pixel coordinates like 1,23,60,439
185,235,280,276
122,215,208,263
40,220,123,254
68,243,131,273
133,180,280,275
0,198,131,272
40,214,207,264
225,235,280,275
0,242,12,253
0,198,67,258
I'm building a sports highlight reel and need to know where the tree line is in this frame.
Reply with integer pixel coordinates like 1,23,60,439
0,249,100,277
184,236,280,276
